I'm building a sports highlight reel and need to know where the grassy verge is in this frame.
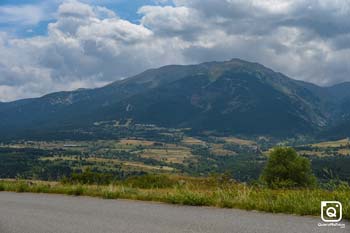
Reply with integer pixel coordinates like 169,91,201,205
0,178,349,220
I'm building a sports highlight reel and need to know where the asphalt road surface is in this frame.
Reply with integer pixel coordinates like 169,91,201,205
0,192,348,233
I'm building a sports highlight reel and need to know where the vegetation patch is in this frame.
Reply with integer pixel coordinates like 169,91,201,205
124,174,177,189
0,175,349,220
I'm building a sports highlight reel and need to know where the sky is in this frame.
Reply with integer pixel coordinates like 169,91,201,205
0,0,349,101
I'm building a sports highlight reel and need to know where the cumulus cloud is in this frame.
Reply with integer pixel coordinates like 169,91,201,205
169,0,350,84
0,0,184,101
0,0,349,101
139,6,204,39
0,4,48,26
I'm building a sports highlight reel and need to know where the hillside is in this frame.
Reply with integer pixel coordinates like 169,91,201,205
0,59,349,139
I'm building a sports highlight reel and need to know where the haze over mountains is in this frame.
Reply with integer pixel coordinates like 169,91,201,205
1,59,350,139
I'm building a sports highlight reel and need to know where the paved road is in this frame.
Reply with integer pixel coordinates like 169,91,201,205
0,192,347,233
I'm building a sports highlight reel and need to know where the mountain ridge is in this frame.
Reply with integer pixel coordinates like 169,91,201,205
0,59,349,139
2,58,350,105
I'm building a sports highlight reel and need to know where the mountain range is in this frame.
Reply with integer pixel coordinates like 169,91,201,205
1,59,350,139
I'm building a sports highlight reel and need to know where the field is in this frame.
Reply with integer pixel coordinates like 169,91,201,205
0,176,349,220
295,138,350,157
1,122,350,183
0,122,269,182
0,121,350,184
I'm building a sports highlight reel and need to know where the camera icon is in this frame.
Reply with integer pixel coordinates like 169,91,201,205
321,201,342,223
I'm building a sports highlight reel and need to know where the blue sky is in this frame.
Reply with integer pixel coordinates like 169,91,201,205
0,0,171,37
0,0,349,101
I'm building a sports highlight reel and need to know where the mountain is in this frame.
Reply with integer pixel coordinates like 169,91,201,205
319,83,350,138
0,59,349,139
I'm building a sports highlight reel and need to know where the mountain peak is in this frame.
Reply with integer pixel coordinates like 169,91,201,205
0,59,349,139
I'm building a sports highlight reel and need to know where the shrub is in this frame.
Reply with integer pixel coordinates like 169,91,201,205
15,182,29,193
62,169,114,185
67,186,84,196
261,147,316,188
102,190,120,199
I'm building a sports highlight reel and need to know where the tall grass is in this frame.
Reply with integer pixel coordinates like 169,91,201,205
0,177,349,220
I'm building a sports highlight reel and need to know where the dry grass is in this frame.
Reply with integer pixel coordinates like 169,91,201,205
141,148,192,164
222,137,256,146
210,143,236,156
122,162,174,171
0,177,349,220
298,150,326,157
310,138,350,148
119,139,156,147
182,137,206,146
337,149,350,156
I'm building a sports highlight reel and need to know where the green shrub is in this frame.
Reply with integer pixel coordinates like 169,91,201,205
261,147,316,188
15,182,29,193
62,169,114,185
102,190,120,199
32,184,51,193
320,179,350,191
67,186,84,196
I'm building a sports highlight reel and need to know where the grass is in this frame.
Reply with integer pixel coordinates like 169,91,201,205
40,156,174,172
310,138,350,148
210,143,236,156
141,148,192,164
222,137,256,146
119,139,155,147
0,177,349,220
182,137,206,146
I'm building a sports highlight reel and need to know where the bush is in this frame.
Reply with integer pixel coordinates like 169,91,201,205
62,169,114,185
261,147,316,188
67,186,84,196
15,182,29,193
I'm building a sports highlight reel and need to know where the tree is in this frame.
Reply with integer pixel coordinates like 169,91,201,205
261,147,316,188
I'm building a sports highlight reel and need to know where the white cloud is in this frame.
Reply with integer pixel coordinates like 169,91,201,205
0,4,48,26
0,0,186,101
58,0,95,18
139,6,204,38
0,0,350,101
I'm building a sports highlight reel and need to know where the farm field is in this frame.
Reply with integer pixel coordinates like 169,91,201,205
0,122,349,184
